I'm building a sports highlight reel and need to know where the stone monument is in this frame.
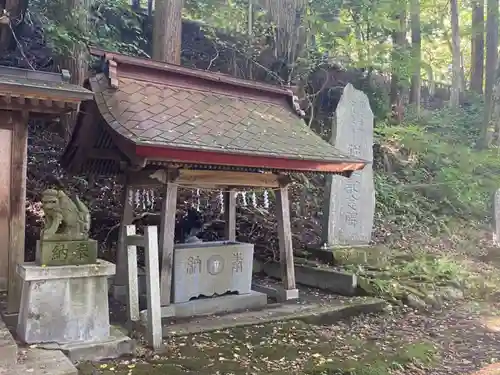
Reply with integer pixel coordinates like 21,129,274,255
322,83,375,247
17,189,134,362
494,189,500,245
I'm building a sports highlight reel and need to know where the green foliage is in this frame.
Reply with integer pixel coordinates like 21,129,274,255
31,0,147,58
374,101,500,238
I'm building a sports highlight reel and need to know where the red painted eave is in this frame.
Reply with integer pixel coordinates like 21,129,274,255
135,145,367,173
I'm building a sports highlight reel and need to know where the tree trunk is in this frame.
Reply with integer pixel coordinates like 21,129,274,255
390,6,407,122
258,0,308,83
479,0,499,148
449,0,461,108
153,0,184,64
471,0,485,93
57,0,90,140
409,0,421,114
491,61,500,144
0,0,27,51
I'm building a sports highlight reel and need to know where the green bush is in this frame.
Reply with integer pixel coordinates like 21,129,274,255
374,101,500,237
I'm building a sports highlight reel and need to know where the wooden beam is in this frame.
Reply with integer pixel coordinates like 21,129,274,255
0,97,74,114
178,169,280,188
114,185,135,290
159,182,178,306
223,189,237,242
7,112,27,314
275,186,296,291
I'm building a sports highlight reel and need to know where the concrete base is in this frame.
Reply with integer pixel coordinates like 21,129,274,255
0,348,78,375
17,260,116,345
251,284,299,302
256,260,358,296
140,291,267,322
280,288,299,301
39,327,135,363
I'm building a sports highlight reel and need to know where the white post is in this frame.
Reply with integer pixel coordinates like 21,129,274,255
126,225,140,330
144,226,162,350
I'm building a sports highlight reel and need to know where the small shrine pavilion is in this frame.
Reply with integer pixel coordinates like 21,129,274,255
0,66,94,315
60,48,367,306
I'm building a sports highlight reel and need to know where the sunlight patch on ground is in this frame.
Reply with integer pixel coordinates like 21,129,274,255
481,316,500,333
472,363,500,375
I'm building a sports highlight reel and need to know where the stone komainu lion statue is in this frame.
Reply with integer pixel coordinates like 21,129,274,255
40,189,91,241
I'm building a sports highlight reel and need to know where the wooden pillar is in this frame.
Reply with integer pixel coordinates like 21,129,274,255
275,185,297,299
7,112,28,313
223,189,236,241
0,126,12,293
159,182,178,306
114,184,134,292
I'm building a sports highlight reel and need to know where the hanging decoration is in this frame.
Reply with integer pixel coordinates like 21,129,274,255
263,190,269,209
127,188,134,207
219,190,224,213
196,189,201,211
242,191,248,207
251,191,257,208
134,189,141,209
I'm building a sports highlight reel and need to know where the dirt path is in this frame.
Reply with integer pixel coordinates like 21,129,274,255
80,300,500,375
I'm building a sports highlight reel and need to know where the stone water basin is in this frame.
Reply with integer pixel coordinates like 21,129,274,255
173,241,254,303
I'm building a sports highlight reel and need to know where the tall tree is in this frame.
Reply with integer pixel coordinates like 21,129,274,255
409,0,421,113
479,0,499,148
470,0,485,93
449,0,461,107
153,0,184,64
390,3,407,122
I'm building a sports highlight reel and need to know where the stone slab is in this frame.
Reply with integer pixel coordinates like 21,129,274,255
36,239,98,266
495,189,500,245
39,327,135,363
17,261,115,344
140,291,268,322
0,348,77,375
161,298,386,337
257,260,358,296
173,241,254,303
17,260,115,281
0,315,16,367
322,83,375,246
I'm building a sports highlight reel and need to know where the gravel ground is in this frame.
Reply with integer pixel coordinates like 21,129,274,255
91,279,500,375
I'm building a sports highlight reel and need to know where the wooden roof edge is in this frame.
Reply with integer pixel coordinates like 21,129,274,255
0,65,71,83
134,143,368,174
89,46,295,98
60,99,147,172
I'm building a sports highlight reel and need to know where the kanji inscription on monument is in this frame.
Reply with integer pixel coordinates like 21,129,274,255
322,83,375,246
494,189,500,245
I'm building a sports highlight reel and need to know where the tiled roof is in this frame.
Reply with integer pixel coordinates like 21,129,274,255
90,73,357,164
0,66,93,100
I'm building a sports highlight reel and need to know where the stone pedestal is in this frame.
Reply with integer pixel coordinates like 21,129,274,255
173,241,254,303
16,260,134,362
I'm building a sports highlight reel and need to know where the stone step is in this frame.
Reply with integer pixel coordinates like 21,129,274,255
0,315,17,367
161,297,386,337
0,348,77,375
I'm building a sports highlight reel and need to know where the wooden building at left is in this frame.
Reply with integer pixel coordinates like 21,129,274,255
0,66,93,314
